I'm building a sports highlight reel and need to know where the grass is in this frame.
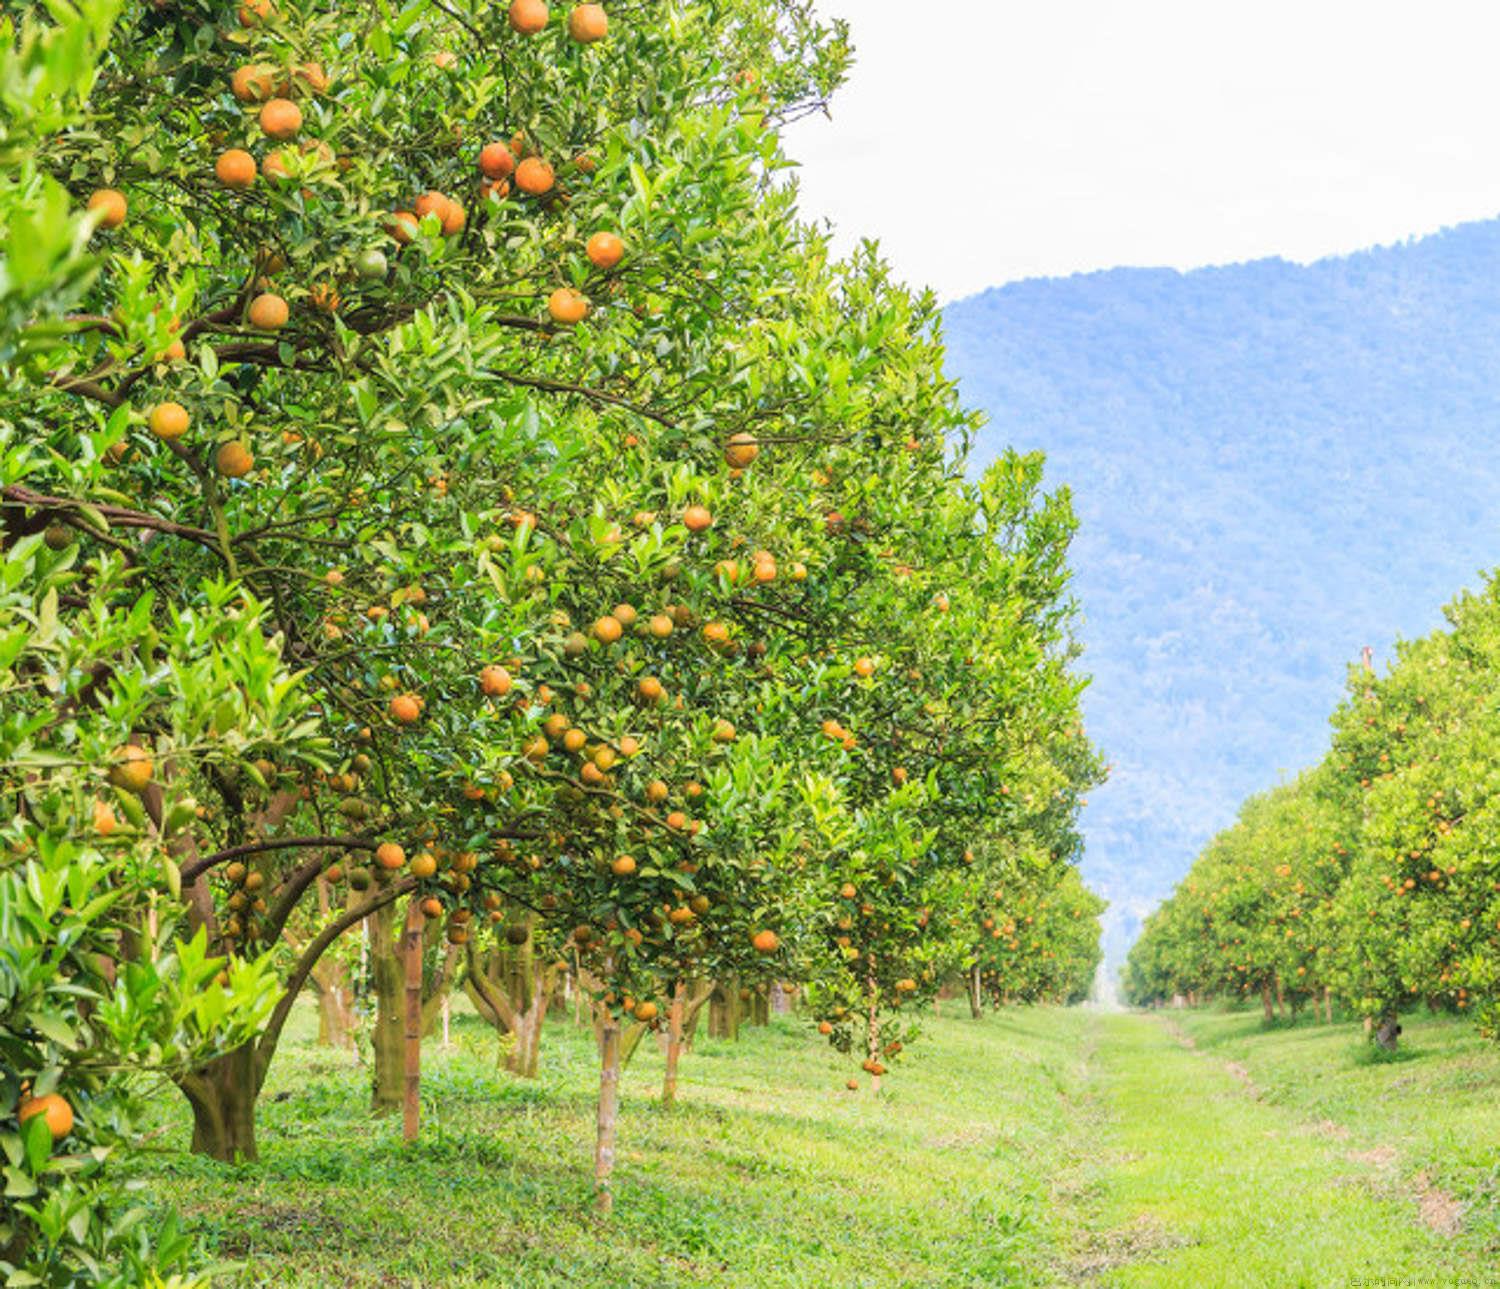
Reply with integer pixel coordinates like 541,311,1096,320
125,1001,1500,1287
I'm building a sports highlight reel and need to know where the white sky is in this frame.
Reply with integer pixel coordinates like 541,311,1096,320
785,1,1500,300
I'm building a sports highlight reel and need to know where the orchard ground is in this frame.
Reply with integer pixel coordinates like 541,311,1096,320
130,1003,1499,1287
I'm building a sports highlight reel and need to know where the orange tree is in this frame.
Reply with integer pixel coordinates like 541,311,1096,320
3,0,864,1168
2,3,278,1278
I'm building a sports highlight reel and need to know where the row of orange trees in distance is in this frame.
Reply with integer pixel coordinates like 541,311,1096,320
0,0,1103,1278
1125,577,1500,1045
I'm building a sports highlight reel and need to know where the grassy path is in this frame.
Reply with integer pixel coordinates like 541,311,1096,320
128,1003,1497,1286
1071,1011,1492,1286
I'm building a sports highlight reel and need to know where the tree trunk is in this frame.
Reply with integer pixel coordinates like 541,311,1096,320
179,1042,261,1163
663,983,685,1109
594,1010,621,1215
708,976,740,1039
368,901,404,1114
967,962,983,1019
314,971,355,1050
1261,984,1275,1023
866,957,882,1093
1275,975,1286,1018
1375,1010,1401,1051
402,898,423,1143
464,927,555,1078
1322,986,1333,1023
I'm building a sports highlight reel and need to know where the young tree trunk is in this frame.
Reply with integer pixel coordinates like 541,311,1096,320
464,926,555,1078
368,900,404,1114
314,970,355,1050
662,983,685,1109
707,976,740,1039
1261,984,1275,1023
594,1009,622,1215
866,957,882,1093
178,1042,261,1163
1374,1010,1402,1051
402,897,423,1143
1322,986,1333,1023
967,962,983,1019
1275,975,1286,1018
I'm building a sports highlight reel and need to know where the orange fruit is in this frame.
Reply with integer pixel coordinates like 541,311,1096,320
508,0,549,33
231,63,275,102
563,728,587,753
682,505,712,532
290,61,330,95
818,1020,833,1035
568,3,608,41
258,98,302,140
611,854,637,876
632,1000,657,1022
648,614,674,639
547,288,588,325
586,231,624,269
593,614,623,644
750,929,779,953
702,621,729,647
645,779,669,803
375,842,406,870
247,292,289,329
92,799,118,836
479,664,513,696
853,656,875,678
420,896,443,919
109,744,153,792
87,188,127,228
215,442,254,477
389,693,423,724
479,141,516,179
237,0,272,25
18,1093,73,1140
148,401,190,440
515,156,555,195
388,210,419,244
712,720,735,743
215,149,257,190
723,433,758,468
410,851,438,878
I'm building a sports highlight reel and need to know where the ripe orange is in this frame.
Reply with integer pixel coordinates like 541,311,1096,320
665,809,688,831
645,779,669,803
479,141,516,179
611,854,637,876
88,188,127,228
562,728,587,753
258,98,302,140
389,693,423,724
723,433,759,468
568,3,608,42
237,0,272,25
215,442,254,477
410,850,438,878
420,896,443,918
702,621,730,647
547,288,588,325
751,929,779,954
508,0,549,33
515,156,555,195
648,614,674,639
593,614,623,644
839,882,856,899
92,799,118,836
586,231,624,269
375,842,406,870
817,1020,833,1035
853,656,875,678
388,210,419,244
480,664,512,696
215,149,257,191
148,401,190,440
291,61,330,95
712,720,735,743
18,1093,73,1140
632,999,658,1022
109,743,153,792
682,505,713,532
247,292,289,330
892,766,908,785
231,63,275,102
308,281,341,313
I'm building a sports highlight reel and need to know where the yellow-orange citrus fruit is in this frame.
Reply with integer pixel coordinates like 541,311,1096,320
479,141,516,179
231,63,275,102
547,287,588,325
508,0,549,33
724,433,759,468
375,842,406,870
109,743,153,792
88,188,127,228
215,148,257,190
515,156,555,195
611,854,637,876
389,693,423,724
247,292,289,329
258,97,302,140
479,664,512,696
216,442,254,477
568,3,608,41
586,231,624,269
148,401,190,440
682,505,712,532
751,929,779,953
18,1093,74,1140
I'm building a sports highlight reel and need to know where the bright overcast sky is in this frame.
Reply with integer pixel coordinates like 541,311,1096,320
785,1,1500,301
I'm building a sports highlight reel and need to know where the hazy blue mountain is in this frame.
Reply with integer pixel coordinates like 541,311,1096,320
943,219,1500,963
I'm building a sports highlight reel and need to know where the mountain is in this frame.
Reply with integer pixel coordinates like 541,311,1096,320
943,218,1500,964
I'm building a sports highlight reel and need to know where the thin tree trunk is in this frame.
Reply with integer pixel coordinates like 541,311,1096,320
440,993,451,1050
594,1010,621,1215
663,982,685,1109
178,1042,260,1163
1261,984,1274,1023
368,901,404,1114
866,956,882,1093
967,962,983,1019
1323,986,1333,1023
402,897,423,1143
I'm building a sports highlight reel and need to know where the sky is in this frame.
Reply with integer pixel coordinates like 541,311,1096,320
786,1,1500,300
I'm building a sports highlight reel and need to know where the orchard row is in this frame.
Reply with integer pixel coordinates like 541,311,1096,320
0,0,1102,1282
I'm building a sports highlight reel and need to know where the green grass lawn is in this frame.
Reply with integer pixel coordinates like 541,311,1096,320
127,1002,1500,1287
